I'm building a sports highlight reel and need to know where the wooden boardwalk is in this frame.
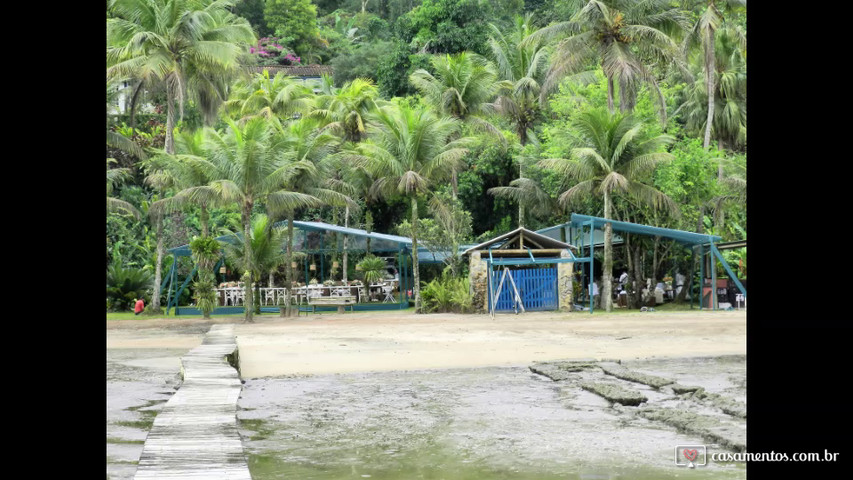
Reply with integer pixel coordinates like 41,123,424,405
134,324,250,479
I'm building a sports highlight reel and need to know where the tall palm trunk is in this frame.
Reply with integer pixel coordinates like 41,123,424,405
411,196,421,312
718,139,725,181
129,80,144,139
601,190,613,312
607,77,615,114
242,203,254,323
152,217,164,312
200,204,209,237
165,77,176,155
285,210,295,317
518,132,527,228
703,26,716,150
343,205,349,282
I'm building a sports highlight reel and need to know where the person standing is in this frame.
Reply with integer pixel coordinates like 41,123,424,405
134,297,145,315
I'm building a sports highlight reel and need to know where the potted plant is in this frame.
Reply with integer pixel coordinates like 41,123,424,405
357,255,386,285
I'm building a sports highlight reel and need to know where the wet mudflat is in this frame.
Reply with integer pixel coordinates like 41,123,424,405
237,356,746,479
106,348,185,480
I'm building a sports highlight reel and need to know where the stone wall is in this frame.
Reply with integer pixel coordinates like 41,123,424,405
469,251,489,313
557,250,574,311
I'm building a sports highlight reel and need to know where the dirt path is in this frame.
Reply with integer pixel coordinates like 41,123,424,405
107,310,746,378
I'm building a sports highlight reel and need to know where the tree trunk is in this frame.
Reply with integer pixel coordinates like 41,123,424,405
152,217,164,312
718,138,724,181
518,152,525,228
129,80,144,139
601,190,613,312
165,77,176,155
703,26,716,150
343,205,349,282
242,203,254,323
624,235,635,308
618,79,631,113
451,170,458,200
200,204,209,237
285,210,295,317
632,243,643,309
607,76,615,114
411,196,422,312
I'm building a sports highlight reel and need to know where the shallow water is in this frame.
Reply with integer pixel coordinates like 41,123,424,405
106,348,184,479
237,358,746,479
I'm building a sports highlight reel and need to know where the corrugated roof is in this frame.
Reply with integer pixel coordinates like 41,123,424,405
463,227,574,255
537,223,624,247
288,220,412,246
569,214,721,245
167,220,411,257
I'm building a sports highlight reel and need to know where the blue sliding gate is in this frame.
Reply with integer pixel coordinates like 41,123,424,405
492,267,558,312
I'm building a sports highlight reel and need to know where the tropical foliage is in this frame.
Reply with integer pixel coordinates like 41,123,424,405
107,0,747,316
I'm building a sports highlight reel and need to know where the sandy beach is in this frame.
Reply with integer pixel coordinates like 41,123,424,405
107,309,746,378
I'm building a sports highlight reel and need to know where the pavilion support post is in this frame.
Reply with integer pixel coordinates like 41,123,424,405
163,257,176,315
589,221,595,314
699,244,705,310
320,234,325,281
711,243,717,310
710,243,746,298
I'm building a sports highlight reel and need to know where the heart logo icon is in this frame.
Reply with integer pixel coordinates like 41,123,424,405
683,449,698,462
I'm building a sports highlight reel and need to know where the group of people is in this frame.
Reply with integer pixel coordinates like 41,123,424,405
587,271,687,308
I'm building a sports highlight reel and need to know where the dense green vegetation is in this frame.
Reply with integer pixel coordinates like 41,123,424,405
107,0,746,318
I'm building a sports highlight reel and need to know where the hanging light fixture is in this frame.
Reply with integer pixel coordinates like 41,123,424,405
291,262,298,269
332,261,339,269
310,263,316,271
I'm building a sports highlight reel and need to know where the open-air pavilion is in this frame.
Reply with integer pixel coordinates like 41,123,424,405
160,214,745,315
161,220,446,315
566,213,747,312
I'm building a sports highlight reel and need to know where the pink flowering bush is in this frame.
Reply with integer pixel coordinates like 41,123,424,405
251,37,302,66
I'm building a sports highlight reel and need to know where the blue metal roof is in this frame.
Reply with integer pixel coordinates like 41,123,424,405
536,223,624,247
569,214,721,245
167,220,413,257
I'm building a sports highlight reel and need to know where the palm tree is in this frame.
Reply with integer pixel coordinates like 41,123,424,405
487,153,557,228
311,77,380,143
274,117,352,316
527,0,687,124
107,159,142,219
487,14,550,147
224,69,316,122
681,0,746,150
222,213,287,314
681,23,746,161
353,102,473,311
179,117,324,322
107,0,255,154
409,52,504,198
485,15,553,227
145,129,223,237
541,108,678,311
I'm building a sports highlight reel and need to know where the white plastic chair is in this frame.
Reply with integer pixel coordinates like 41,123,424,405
263,288,276,305
382,284,395,303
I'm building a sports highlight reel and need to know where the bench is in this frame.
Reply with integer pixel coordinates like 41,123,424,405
304,295,357,315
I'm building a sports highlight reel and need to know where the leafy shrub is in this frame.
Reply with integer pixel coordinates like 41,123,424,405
420,272,472,313
189,236,222,318
107,264,153,311
357,255,386,284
